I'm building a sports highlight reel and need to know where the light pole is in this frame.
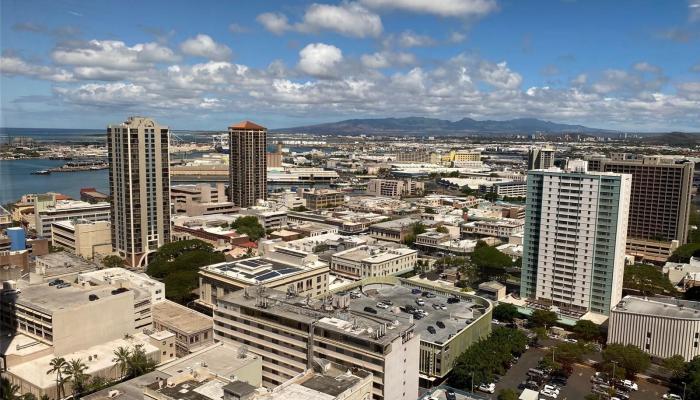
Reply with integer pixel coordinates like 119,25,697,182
611,361,618,386
683,381,687,400
470,371,474,393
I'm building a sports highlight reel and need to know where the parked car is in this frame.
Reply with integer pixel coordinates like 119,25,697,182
363,306,377,314
436,321,445,329
439,304,447,310
48,279,64,286
447,297,460,304
413,312,424,320
621,380,638,391
432,303,441,310
478,383,495,394
427,326,436,334
376,302,389,309
382,299,393,305
663,394,683,400
540,388,558,398
411,288,422,294
415,298,425,306
445,389,457,400
425,292,436,298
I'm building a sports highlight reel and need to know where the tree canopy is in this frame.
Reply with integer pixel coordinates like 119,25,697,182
669,242,700,263
470,241,513,281
402,222,427,246
231,216,266,242
529,309,558,328
572,320,602,342
102,255,125,269
623,264,678,296
146,239,224,304
493,303,519,323
601,343,651,378
449,327,528,389
497,389,518,400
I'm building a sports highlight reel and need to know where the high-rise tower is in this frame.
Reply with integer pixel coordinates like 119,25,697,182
228,121,267,207
107,116,171,268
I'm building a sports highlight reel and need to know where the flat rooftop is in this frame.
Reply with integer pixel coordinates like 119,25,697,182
201,257,306,284
159,342,260,378
333,245,416,264
220,288,414,346
347,284,484,345
153,300,213,334
35,251,98,273
10,282,136,314
615,296,700,319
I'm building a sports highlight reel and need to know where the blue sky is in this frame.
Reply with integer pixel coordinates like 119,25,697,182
1,0,699,131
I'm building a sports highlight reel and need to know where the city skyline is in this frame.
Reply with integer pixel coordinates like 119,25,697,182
1,0,699,132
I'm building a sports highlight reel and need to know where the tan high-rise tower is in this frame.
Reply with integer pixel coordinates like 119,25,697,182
108,116,171,268
228,121,267,207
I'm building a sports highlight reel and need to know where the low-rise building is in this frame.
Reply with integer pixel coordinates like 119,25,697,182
152,300,214,356
290,222,339,237
608,296,700,361
33,251,99,283
366,179,424,198
79,188,110,204
171,183,240,216
461,219,524,238
415,232,477,256
289,210,389,235
214,287,420,400
35,200,111,238
478,181,528,198
301,188,346,209
197,246,329,311
330,244,417,280
368,218,439,243
51,219,112,259
243,208,289,230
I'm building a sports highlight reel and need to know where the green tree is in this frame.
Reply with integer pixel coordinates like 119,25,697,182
112,346,131,377
1,377,21,400
623,264,678,296
572,320,601,342
670,242,700,263
676,356,700,400
424,207,436,214
436,225,449,234
493,303,518,323
291,205,308,212
102,255,125,269
22,394,38,400
470,241,513,281
62,358,88,397
498,388,519,400
125,344,157,377
46,357,68,399
529,309,558,328
483,192,498,202
231,216,266,241
663,354,687,378
602,343,651,378
402,222,426,246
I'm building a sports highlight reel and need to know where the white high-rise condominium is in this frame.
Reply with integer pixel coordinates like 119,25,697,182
521,160,631,316
107,116,171,268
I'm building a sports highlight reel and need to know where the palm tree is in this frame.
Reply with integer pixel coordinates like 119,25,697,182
46,357,67,399
126,344,156,377
112,346,131,378
1,376,21,400
62,358,88,397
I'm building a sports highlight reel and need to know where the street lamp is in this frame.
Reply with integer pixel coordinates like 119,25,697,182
683,381,687,400
611,360,618,385
469,371,474,393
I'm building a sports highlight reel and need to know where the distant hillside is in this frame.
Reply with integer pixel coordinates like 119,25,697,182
275,117,617,135
641,132,700,146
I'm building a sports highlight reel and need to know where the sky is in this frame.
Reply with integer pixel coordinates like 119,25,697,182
1,0,699,131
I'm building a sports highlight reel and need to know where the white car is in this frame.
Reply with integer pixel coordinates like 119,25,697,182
663,394,682,400
376,302,389,309
543,385,560,394
622,379,638,391
478,383,495,394
564,338,578,343
540,388,558,398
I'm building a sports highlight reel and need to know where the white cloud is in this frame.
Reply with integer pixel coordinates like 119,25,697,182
297,43,343,78
398,31,435,47
478,61,522,89
360,0,497,17
449,31,467,43
180,34,232,61
361,51,416,68
52,40,179,71
633,62,662,74
690,0,700,21
258,3,383,38
0,55,74,82
256,13,291,35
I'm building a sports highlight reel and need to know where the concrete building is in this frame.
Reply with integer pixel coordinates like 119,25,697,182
393,151,440,164
366,179,424,198
243,208,288,230
368,218,438,243
290,222,339,238
152,300,214,356
214,286,420,400
587,155,694,263
608,296,700,361
461,219,525,239
79,188,110,204
108,116,171,268
51,220,112,259
171,183,239,216
330,244,417,280
229,121,267,207
197,247,329,311
527,147,555,170
301,188,346,209
478,181,528,199
35,200,110,238
330,277,493,387
414,232,477,256
521,161,631,316
83,342,263,400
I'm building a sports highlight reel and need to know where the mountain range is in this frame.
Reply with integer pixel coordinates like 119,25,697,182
275,117,618,135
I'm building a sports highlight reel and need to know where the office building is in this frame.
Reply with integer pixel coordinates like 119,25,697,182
330,244,417,280
366,179,424,198
587,155,694,263
197,246,329,311
527,147,555,170
461,219,525,239
214,287,420,400
521,161,631,316
301,188,346,209
35,200,110,238
608,296,700,361
229,120,267,207
152,300,214,356
51,220,112,259
108,116,171,268
171,183,239,216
